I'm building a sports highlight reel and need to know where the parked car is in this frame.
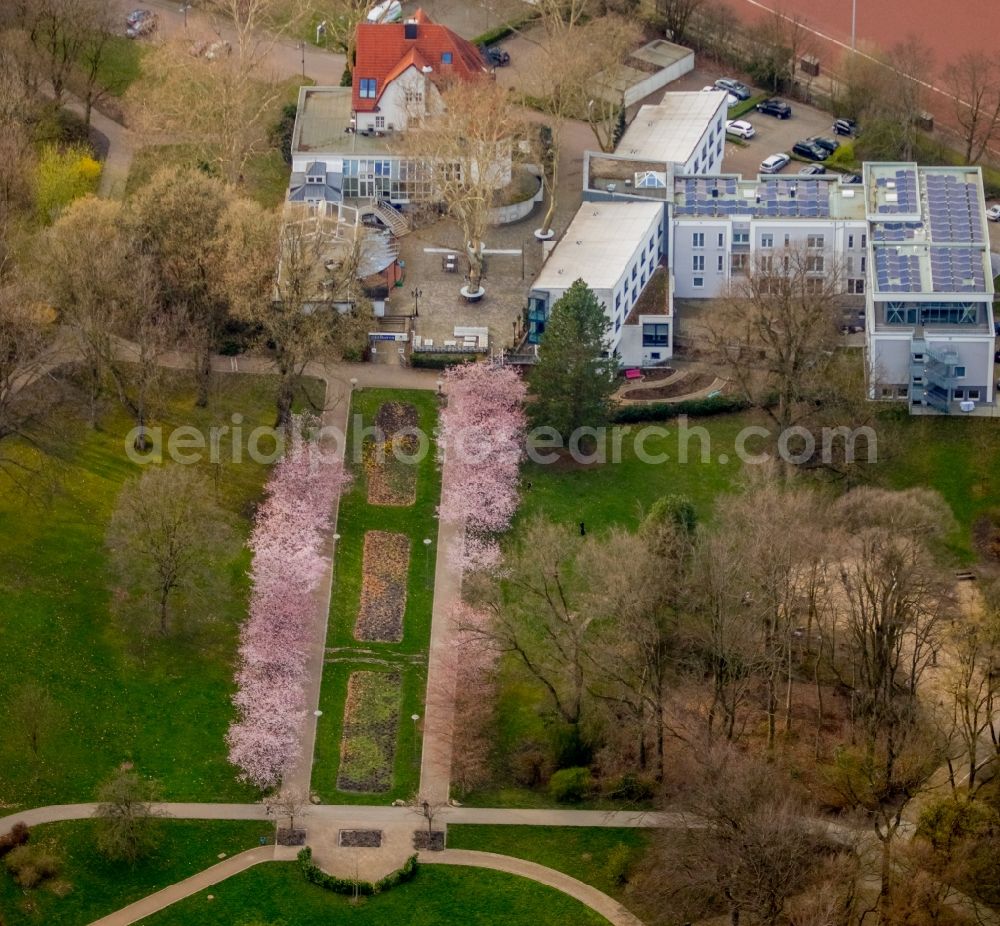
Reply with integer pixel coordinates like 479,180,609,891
798,164,827,176
986,204,1000,222
125,8,153,26
190,39,232,59
702,86,739,108
833,118,858,136
714,78,752,101
841,172,864,184
480,45,510,67
367,0,402,22
756,98,792,119
126,11,157,37
760,153,790,174
725,119,755,139
808,135,840,155
792,140,829,161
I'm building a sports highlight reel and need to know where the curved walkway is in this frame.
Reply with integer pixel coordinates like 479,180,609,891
424,849,644,926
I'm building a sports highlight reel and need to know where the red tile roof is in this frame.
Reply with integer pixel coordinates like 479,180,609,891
352,9,487,113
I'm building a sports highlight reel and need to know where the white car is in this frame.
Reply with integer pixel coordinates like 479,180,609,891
701,86,739,108
725,119,755,140
760,153,790,174
987,204,1000,222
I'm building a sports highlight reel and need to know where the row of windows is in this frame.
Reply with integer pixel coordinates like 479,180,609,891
884,304,980,325
692,255,727,272
882,385,981,400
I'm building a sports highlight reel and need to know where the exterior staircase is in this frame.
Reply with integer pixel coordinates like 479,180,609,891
369,198,409,237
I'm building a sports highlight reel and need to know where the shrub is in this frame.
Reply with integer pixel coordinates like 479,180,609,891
608,772,656,803
610,394,750,424
298,847,419,895
0,823,29,858
410,352,477,370
510,745,552,787
269,103,298,165
826,141,858,171
35,143,102,223
605,843,633,886
548,766,593,804
5,844,61,890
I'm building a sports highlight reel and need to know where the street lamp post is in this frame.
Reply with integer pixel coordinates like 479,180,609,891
423,537,433,587
179,4,191,27
411,287,422,318
297,42,306,78
411,713,420,765
851,0,857,49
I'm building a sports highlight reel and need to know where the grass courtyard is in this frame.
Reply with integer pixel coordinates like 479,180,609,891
136,863,612,926
0,819,271,926
0,373,301,810
310,388,442,804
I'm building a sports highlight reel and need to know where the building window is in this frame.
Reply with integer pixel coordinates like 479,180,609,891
897,386,909,398
693,276,704,288
642,323,670,347
848,278,865,294
733,230,749,244
651,352,661,360
631,264,637,280
442,51,453,63
732,252,748,272
861,233,867,248
955,365,966,378
954,389,965,400
693,232,705,248
846,256,854,274
360,78,377,98
375,116,385,129
718,232,724,247
717,255,724,271
807,234,825,249
807,255,825,272
693,255,705,271
784,234,790,247
969,388,981,400
759,255,773,272
880,387,894,399
848,234,855,248
615,318,622,332
615,292,621,309
761,234,773,249
404,88,423,104
860,256,867,272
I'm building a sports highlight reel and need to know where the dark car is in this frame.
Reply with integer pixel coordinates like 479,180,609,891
841,172,863,184
808,135,840,155
798,164,827,176
756,98,792,119
480,45,510,67
833,118,858,136
714,78,752,101
792,140,828,161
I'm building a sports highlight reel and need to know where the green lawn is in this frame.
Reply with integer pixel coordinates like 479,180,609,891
0,819,271,926
0,373,298,810
91,36,145,96
137,863,612,925
447,825,651,900
311,388,441,804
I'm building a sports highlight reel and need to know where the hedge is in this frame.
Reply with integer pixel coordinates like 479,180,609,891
610,395,750,424
298,847,419,895
471,12,539,47
409,353,478,370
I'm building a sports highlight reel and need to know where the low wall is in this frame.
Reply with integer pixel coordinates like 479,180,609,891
623,49,695,108
488,172,543,226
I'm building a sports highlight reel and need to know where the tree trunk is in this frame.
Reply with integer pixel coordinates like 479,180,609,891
275,371,296,428
159,587,169,635
195,345,212,408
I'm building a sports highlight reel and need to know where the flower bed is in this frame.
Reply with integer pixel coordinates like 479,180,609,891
355,531,410,642
365,402,419,506
337,670,402,792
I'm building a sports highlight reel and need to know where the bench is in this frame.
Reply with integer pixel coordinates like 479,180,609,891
624,368,642,380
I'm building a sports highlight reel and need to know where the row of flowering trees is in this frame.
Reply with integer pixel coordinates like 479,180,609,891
437,363,527,571
227,416,350,789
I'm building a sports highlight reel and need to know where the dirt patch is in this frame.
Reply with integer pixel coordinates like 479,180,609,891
624,372,718,399
339,829,383,848
337,671,402,793
355,531,410,643
413,830,445,851
366,402,420,506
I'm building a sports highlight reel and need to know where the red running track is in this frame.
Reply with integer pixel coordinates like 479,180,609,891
720,0,993,70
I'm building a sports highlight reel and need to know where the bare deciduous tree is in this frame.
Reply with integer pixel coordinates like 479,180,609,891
654,0,706,44
95,765,161,864
107,466,235,635
943,52,1000,164
400,78,521,293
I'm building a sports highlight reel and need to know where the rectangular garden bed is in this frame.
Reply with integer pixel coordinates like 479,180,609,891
336,670,403,792
355,530,410,642
365,401,420,506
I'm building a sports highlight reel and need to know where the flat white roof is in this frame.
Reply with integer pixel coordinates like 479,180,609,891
616,92,726,165
532,201,662,293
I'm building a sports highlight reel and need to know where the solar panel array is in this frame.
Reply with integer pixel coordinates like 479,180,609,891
874,247,923,293
925,173,985,243
872,221,922,242
929,246,987,293
673,177,832,218
874,168,918,214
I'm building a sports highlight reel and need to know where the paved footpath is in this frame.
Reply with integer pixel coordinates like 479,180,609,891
425,849,645,926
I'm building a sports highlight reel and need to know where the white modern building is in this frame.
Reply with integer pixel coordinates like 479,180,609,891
615,91,728,177
864,163,995,412
527,200,669,366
